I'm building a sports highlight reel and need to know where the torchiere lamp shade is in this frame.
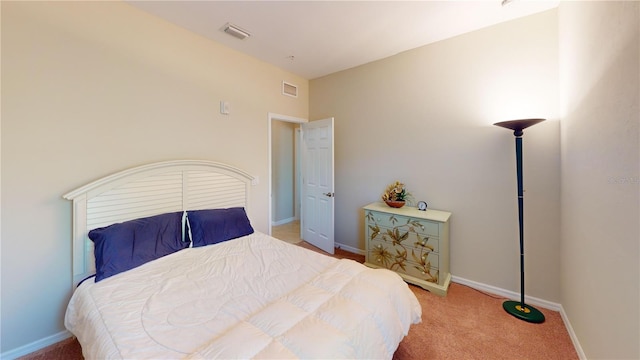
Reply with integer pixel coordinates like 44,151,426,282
494,118,545,136
494,118,546,324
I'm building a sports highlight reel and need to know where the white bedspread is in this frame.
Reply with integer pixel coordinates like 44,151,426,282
65,232,422,359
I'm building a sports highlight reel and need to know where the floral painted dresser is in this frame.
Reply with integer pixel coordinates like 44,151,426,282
363,202,451,296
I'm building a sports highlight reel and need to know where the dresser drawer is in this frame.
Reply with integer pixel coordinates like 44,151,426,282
367,242,440,284
368,238,439,270
367,223,440,253
366,211,440,237
402,260,439,284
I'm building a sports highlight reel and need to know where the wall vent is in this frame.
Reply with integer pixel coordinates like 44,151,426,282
282,81,298,98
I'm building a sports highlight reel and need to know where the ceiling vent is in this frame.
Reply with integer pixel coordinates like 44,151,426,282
282,81,298,98
222,23,251,40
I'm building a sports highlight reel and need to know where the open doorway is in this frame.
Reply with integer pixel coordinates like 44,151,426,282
268,113,307,238
271,121,300,233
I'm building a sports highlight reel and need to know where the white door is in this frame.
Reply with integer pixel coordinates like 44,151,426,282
301,118,334,254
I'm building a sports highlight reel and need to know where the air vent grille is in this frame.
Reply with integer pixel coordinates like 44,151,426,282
282,81,298,98
222,23,250,40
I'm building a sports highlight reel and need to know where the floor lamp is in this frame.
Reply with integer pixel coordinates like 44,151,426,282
494,118,545,323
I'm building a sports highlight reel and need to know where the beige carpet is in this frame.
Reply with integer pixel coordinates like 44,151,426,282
21,283,578,360
394,283,578,360
20,235,578,360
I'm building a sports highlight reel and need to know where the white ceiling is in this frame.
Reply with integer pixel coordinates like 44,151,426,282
126,0,559,80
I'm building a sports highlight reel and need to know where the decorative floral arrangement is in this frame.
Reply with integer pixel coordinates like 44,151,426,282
381,181,411,203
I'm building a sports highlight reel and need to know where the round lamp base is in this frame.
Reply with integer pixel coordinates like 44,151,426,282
503,300,545,323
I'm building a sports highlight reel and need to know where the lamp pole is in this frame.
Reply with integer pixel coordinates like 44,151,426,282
494,118,545,323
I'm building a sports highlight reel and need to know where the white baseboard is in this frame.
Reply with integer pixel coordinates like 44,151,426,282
335,242,365,255
1,330,73,360
271,217,297,227
451,275,585,359
558,304,587,360
451,275,561,311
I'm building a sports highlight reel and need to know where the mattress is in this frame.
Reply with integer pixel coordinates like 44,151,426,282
65,232,422,359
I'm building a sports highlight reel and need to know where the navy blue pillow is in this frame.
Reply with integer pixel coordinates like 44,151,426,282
187,207,254,247
88,211,188,282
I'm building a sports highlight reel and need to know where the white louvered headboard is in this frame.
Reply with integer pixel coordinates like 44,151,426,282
63,160,255,285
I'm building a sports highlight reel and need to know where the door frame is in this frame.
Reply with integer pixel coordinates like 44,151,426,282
267,112,307,236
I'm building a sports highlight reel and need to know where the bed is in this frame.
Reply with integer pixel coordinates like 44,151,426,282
63,160,422,359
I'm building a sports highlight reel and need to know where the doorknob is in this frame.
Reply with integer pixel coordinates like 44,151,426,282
323,192,335,198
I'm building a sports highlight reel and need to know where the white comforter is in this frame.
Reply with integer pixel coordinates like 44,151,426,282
65,232,422,359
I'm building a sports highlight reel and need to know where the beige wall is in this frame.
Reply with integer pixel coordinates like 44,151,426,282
1,1,307,352
311,10,560,301
3,1,639,358
559,1,639,359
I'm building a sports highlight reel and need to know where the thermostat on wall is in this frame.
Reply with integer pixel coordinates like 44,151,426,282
220,101,230,115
